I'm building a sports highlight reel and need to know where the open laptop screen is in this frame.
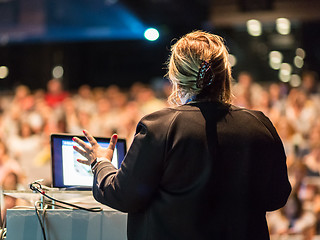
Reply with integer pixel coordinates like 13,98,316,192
51,134,126,189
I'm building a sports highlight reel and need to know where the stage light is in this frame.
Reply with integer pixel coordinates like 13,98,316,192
228,54,237,67
276,18,291,35
144,28,159,41
280,63,292,75
269,51,283,70
246,19,262,37
296,48,306,59
279,63,292,82
279,72,290,82
294,56,304,68
0,66,9,79
52,66,64,78
290,74,301,87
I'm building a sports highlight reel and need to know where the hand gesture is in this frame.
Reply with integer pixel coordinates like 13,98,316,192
72,130,118,166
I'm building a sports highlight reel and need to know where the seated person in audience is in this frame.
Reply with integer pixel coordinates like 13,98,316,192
268,192,316,240
301,71,320,97
1,172,20,224
232,71,263,109
285,88,317,139
303,121,320,177
0,171,29,226
0,139,21,186
45,78,69,108
276,116,297,168
7,120,43,186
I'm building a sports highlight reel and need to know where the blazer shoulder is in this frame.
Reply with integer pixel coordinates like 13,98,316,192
140,107,180,123
230,106,269,122
136,107,181,135
231,106,281,142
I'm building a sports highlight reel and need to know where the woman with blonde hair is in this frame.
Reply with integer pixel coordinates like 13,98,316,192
73,30,291,240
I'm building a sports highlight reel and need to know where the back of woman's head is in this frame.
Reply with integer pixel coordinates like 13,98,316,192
167,30,232,105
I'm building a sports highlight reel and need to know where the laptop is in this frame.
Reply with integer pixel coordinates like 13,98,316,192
51,133,127,190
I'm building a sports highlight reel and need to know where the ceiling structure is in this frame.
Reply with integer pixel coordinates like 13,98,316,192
210,0,320,27
0,0,319,90
0,0,319,42
0,0,147,43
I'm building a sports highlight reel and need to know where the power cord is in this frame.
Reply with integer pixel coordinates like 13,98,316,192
34,201,48,240
29,180,103,240
29,181,102,212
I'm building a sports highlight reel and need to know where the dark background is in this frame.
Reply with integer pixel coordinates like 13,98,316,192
0,0,319,91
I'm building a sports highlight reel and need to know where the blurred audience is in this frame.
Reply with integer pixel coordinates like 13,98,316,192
0,140,22,225
0,81,168,190
232,71,263,108
268,192,316,240
1,70,320,239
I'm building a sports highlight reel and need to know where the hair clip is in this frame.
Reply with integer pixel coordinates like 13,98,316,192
196,60,215,89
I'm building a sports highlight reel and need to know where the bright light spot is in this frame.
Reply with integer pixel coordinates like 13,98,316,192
228,54,237,67
296,48,306,59
269,51,283,64
276,18,291,35
0,66,9,79
290,74,301,87
270,61,281,70
280,63,292,76
246,19,262,37
52,66,64,79
144,28,159,41
279,72,290,82
269,51,283,69
279,63,292,82
294,56,304,68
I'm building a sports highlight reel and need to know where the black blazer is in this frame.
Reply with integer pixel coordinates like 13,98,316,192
93,102,291,240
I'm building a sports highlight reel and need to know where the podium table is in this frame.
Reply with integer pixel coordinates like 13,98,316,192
3,190,127,240
6,209,127,240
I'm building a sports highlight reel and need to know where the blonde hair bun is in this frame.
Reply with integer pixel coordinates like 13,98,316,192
167,30,232,105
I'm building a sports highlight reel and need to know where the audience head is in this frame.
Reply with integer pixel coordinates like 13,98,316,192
167,30,232,105
237,72,253,89
18,121,35,138
2,172,19,190
78,84,92,99
47,78,64,94
281,192,303,220
301,70,319,94
14,85,30,99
